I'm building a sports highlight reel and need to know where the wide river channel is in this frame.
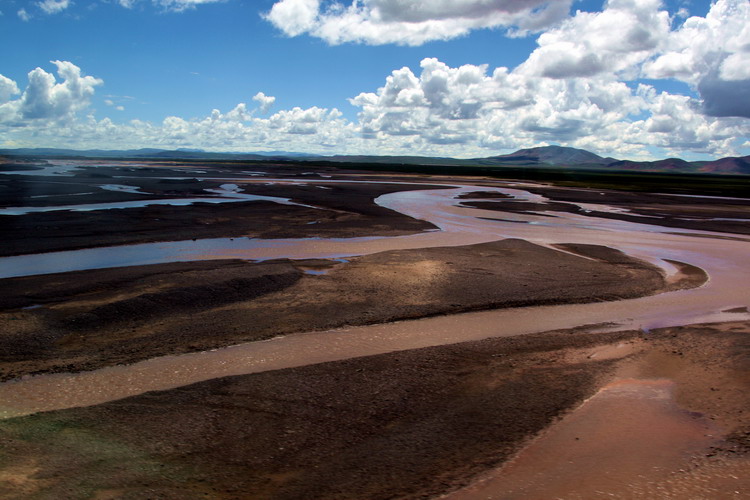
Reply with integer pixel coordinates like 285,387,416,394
0,175,748,418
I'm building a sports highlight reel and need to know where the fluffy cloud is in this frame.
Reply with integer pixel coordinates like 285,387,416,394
262,0,750,129
252,92,276,114
0,75,20,103
23,61,102,121
517,0,750,121
14,0,222,13
519,0,670,79
0,61,102,125
0,63,359,153
264,0,319,37
349,55,750,158
353,58,637,145
151,0,225,12
264,0,572,45
112,0,223,12
720,53,750,82
642,0,750,118
643,0,750,83
1,57,747,159
0,76,21,123
37,0,70,14
625,88,744,157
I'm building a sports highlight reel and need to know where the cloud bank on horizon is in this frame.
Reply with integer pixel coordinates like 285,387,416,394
1,0,749,160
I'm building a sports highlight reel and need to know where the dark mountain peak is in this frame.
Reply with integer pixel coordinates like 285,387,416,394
515,145,576,154
480,145,612,166
699,155,750,174
607,157,695,172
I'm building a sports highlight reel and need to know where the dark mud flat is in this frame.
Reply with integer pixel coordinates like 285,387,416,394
0,179,439,256
463,199,578,215
463,196,750,237
0,165,43,172
518,185,750,235
0,239,702,381
0,322,747,499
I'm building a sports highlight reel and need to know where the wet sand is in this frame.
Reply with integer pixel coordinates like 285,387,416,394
0,322,748,499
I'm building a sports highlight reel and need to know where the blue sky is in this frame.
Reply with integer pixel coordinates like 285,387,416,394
1,0,748,160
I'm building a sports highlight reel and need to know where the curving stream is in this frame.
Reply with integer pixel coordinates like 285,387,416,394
0,178,749,418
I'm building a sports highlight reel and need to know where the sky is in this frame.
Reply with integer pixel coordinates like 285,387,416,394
0,0,749,160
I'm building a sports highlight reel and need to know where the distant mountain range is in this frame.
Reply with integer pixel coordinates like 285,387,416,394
0,148,320,160
1,145,749,175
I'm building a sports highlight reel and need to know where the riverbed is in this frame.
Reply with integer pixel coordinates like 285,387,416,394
0,162,748,499
0,168,748,415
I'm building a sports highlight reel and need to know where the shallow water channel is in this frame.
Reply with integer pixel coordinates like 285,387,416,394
446,378,720,499
0,176,749,418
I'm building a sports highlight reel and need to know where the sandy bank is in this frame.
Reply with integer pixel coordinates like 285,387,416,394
0,239,699,381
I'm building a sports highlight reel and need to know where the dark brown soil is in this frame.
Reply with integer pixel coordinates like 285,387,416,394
0,322,747,500
0,165,42,172
0,239,698,382
461,186,750,235
0,172,439,256
456,191,512,199
520,186,750,235
464,199,577,214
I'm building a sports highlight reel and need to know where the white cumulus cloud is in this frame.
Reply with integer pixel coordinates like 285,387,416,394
264,0,572,45
265,0,320,36
154,0,224,12
115,0,224,12
353,58,629,150
644,0,750,83
0,61,103,124
0,75,20,103
519,0,670,79
37,0,71,14
642,0,750,118
252,92,276,114
0,38,750,158
348,56,748,158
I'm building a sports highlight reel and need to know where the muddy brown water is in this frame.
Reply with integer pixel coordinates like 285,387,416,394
0,180,749,419
445,378,722,499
